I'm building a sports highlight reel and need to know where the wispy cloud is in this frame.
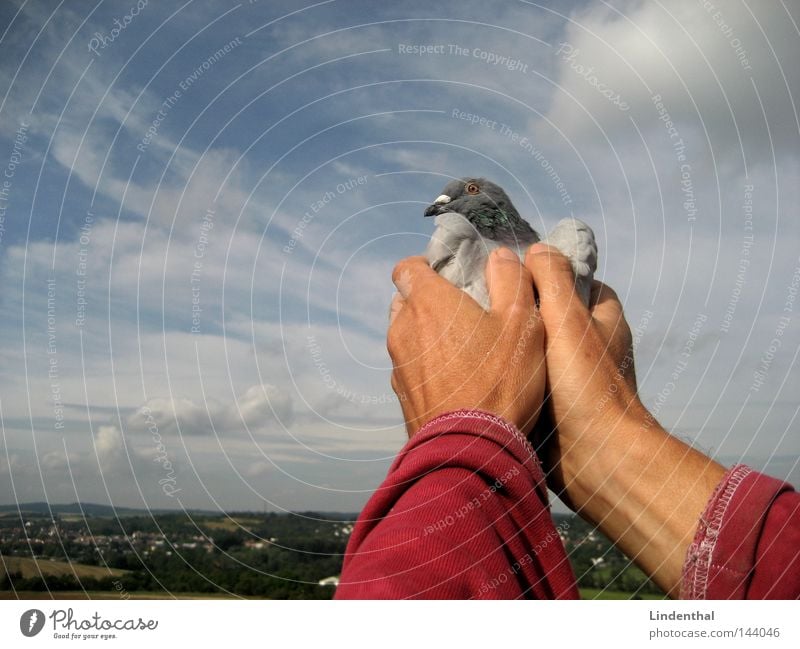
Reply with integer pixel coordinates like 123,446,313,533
1,0,797,511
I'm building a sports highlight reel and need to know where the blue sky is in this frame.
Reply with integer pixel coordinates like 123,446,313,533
0,0,798,514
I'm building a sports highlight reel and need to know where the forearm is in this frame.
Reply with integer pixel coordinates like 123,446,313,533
559,402,726,597
336,410,578,599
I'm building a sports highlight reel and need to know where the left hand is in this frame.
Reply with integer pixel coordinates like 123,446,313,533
387,247,546,438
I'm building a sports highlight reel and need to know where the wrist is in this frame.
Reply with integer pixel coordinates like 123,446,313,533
415,408,529,443
557,398,658,514
556,400,727,596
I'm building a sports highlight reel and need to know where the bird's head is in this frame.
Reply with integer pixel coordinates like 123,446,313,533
424,177,525,231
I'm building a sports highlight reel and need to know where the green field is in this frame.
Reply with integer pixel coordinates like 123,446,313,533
580,587,667,600
202,517,262,532
1,588,665,600
1,507,665,600
1,556,128,580
0,591,246,600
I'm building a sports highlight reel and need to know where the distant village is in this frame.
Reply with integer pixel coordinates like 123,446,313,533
0,506,661,598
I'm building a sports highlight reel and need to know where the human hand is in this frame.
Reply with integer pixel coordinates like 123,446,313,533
387,248,545,438
524,243,644,498
524,243,726,596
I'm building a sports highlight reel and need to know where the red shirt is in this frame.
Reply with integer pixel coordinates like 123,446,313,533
335,410,800,599
682,464,800,599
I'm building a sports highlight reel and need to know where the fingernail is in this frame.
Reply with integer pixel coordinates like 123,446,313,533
495,247,517,261
529,243,548,254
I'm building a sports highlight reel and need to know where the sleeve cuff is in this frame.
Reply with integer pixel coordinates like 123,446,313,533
680,464,792,599
406,409,546,498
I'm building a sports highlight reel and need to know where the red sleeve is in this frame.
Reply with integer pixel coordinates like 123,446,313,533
681,464,800,599
334,410,578,599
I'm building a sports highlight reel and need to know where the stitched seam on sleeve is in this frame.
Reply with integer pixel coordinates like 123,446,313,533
422,409,537,461
418,410,541,477
682,465,752,599
433,410,550,508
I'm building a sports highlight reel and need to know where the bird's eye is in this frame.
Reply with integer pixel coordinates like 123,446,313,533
465,182,480,195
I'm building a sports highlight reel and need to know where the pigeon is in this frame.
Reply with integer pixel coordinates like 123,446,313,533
423,177,597,309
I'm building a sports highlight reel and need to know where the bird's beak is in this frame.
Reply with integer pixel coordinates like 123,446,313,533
424,194,451,217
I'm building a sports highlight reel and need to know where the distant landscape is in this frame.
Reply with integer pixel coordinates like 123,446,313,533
0,503,664,600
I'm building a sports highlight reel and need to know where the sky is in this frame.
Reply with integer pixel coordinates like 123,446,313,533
0,0,798,515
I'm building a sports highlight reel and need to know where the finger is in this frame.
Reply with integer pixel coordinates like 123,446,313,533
386,310,404,363
590,281,634,375
392,255,458,301
590,281,627,344
485,247,535,317
389,292,405,325
591,281,625,328
588,280,604,307
525,243,588,323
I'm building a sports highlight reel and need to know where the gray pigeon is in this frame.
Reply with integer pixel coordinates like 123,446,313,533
423,177,597,309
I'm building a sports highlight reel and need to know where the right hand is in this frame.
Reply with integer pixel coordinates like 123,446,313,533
523,243,727,597
524,243,647,501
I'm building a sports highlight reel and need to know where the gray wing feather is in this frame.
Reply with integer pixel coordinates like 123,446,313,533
425,212,498,309
544,218,598,305
426,213,598,310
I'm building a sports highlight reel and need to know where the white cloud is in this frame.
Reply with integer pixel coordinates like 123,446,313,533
543,0,800,163
1,0,797,511
128,383,294,438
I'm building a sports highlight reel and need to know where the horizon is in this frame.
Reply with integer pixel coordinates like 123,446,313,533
0,500,360,515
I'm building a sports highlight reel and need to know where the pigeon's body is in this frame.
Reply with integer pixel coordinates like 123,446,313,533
426,212,538,308
423,178,597,308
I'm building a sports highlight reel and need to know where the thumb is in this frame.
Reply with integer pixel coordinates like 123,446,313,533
485,247,535,316
392,255,453,301
525,242,589,327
